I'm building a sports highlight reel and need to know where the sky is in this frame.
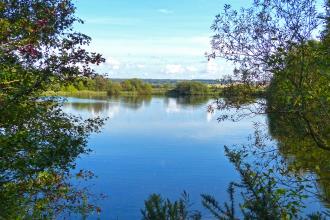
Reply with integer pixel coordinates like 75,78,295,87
73,0,325,79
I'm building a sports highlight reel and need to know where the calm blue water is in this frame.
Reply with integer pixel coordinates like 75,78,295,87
62,96,260,219
62,96,312,219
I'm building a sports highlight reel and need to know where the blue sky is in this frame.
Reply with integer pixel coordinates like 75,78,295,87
74,0,324,79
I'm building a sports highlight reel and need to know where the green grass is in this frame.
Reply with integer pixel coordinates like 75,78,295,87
42,90,108,97
43,88,171,97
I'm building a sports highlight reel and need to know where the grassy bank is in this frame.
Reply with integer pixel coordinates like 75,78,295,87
42,90,108,97
42,89,169,98
43,88,223,98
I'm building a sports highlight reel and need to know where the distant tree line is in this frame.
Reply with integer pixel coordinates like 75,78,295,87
51,77,220,96
52,77,152,95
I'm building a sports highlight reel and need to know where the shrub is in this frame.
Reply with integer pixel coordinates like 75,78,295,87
107,82,122,96
120,79,152,95
171,81,210,95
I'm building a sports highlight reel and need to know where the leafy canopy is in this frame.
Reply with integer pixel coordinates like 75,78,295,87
0,0,105,218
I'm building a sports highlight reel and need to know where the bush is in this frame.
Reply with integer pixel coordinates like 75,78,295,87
120,79,152,95
171,81,210,95
62,84,78,93
107,82,122,96
141,193,201,220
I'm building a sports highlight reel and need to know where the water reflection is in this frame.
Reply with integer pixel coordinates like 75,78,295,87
66,102,112,114
206,94,330,217
64,96,152,113
64,95,213,120
0,100,104,219
120,95,152,109
268,111,330,208
61,95,330,218
62,95,257,219
4,93,329,218
175,96,211,107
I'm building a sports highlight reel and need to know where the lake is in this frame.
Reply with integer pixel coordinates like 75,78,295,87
62,96,326,219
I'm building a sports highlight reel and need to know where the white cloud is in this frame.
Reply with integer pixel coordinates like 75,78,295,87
87,38,208,57
186,66,198,72
157,9,173,14
207,59,220,74
106,57,121,70
137,64,145,69
165,64,185,74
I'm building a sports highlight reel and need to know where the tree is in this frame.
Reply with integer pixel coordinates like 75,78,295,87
107,82,122,96
94,75,109,91
86,78,97,90
121,79,134,91
205,0,330,218
0,0,105,218
171,81,210,96
120,79,153,95
209,0,329,148
0,0,104,102
209,0,319,84
267,40,330,150
321,0,330,45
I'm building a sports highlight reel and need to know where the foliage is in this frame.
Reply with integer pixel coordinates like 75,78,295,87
53,78,155,96
141,192,201,220
119,78,153,95
58,76,111,92
209,0,319,84
0,0,104,218
267,40,330,150
170,81,210,96
201,184,236,220
208,0,328,120
107,82,122,96
142,137,329,219
221,84,265,107
321,0,330,46
209,0,329,149
0,0,104,101
199,1,330,219
108,79,153,96
47,77,225,97
202,146,308,220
